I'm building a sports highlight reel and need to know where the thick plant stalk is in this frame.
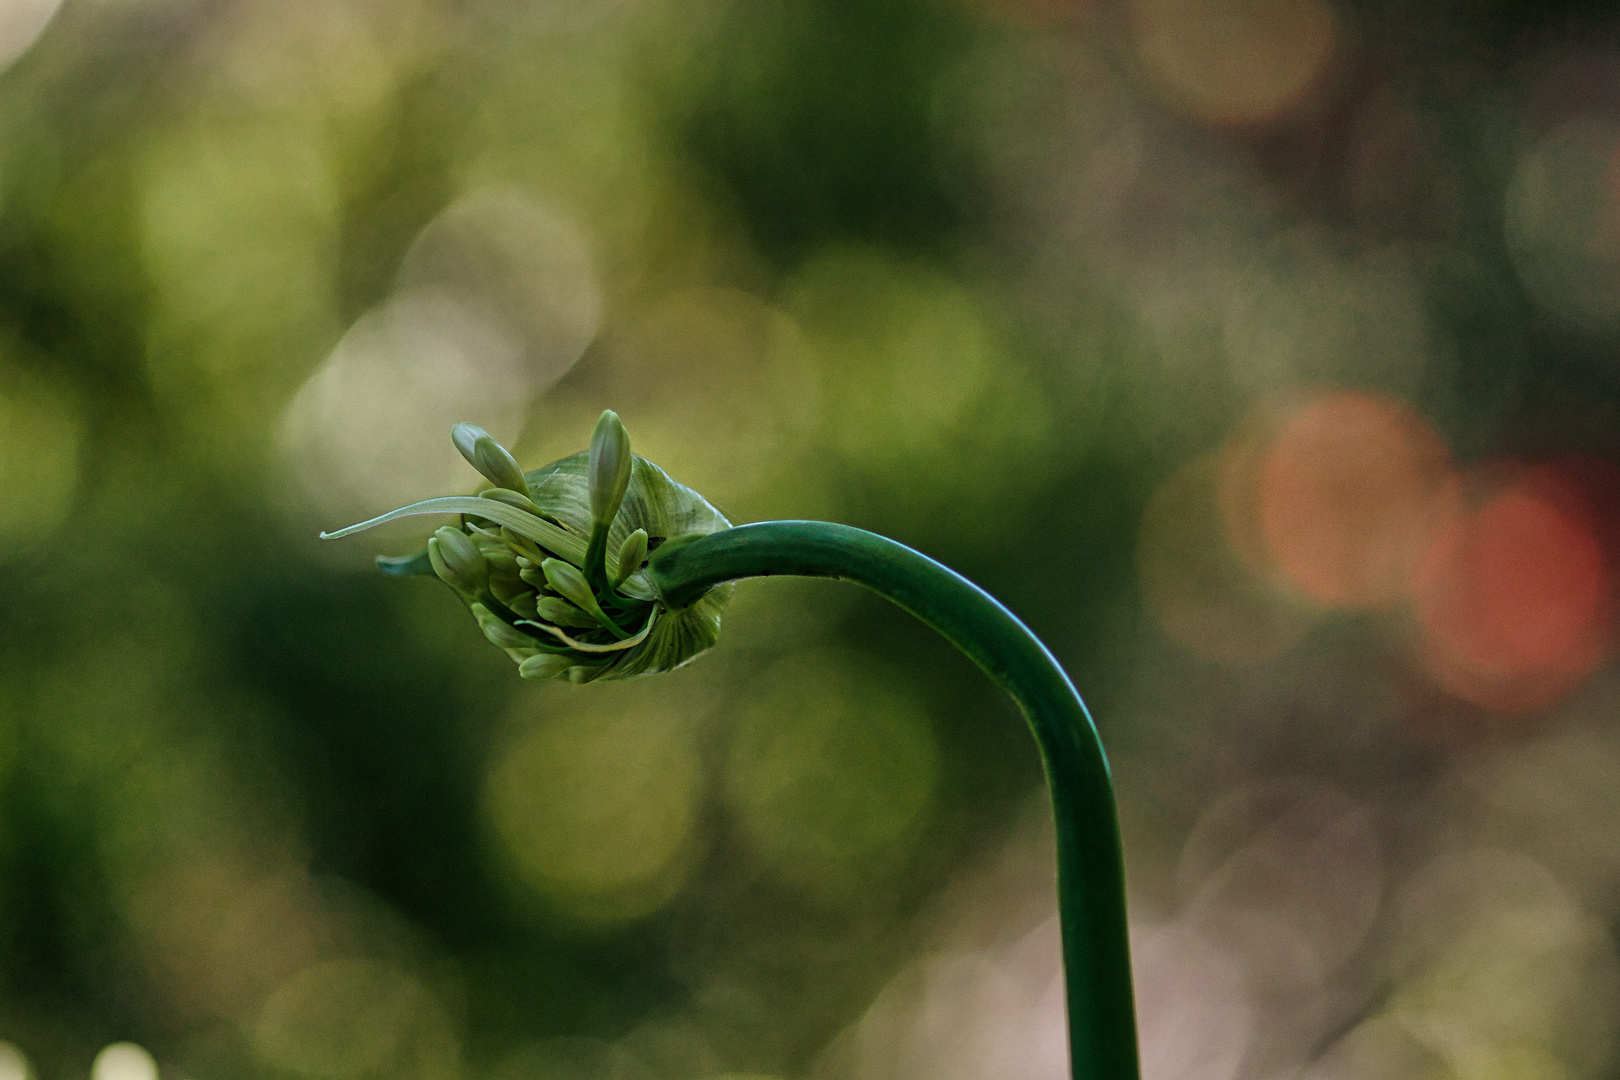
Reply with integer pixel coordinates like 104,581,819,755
650,521,1141,1080
326,414,1141,1077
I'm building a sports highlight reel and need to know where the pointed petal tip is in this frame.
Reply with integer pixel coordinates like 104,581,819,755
315,496,586,563
473,436,529,494
613,528,649,588
588,410,633,526
452,422,489,461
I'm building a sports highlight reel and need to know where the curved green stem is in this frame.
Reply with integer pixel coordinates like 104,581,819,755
649,521,1140,1080
584,521,612,596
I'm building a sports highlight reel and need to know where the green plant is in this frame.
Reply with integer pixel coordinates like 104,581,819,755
322,412,1141,1080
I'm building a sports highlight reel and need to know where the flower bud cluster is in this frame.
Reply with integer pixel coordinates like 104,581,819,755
326,412,732,682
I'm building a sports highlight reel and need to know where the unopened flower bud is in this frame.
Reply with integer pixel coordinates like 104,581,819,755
428,526,488,594
452,422,529,494
542,556,625,637
451,421,485,465
614,529,648,588
475,439,529,495
541,558,595,610
325,411,734,681
588,410,633,528
538,596,597,628
481,546,519,575
567,663,605,684
472,603,537,653
519,653,574,681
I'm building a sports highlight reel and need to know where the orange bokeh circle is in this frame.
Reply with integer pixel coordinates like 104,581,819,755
1410,461,1617,713
1251,391,1452,610
1128,0,1337,126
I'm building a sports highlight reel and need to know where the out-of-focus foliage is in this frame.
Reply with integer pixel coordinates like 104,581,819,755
1,0,1619,1076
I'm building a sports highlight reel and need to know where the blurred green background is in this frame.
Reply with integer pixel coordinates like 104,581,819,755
1,0,1620,1077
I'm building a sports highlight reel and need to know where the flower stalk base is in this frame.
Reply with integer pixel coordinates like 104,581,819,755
650,521,1141,1080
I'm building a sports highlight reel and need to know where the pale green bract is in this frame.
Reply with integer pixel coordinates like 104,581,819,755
320,413,732,682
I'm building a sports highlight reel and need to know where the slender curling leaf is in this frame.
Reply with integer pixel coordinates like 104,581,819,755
480,487,549,515
521,608,657,652
320,497,587,565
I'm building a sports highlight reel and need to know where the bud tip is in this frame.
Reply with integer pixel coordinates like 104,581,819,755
588,410,633,527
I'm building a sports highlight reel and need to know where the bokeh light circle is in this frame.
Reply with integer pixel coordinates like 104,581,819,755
280,289,529,519
485,705,703,923
1140,452,1314,664
723,650,940,901
397,187,602,386
0,364,81,554
1411,463,1615,712
1178,780,1382,991
254,959,456,1080
90,1044,156,1080
1254,391,1451,610
1222,240,1432,397
281,189,600,520
1131,923,1255,1080
1387,848,1620,1074
1128,0,1336,126
1505,118,1620,337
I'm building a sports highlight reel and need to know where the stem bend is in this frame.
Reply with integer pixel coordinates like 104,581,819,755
649,520,1140,1080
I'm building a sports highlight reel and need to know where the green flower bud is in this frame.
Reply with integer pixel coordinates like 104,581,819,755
588,410,632,527
567,663,609,684
481,546,519,576
324,411,733,681
452,422,529,494
537,596,598,628
475,438,529,496
451,421,485,466
499,527,546,564
506,591,539,621
472,603,539,657
539,557,623,636
518,653,574,681
614,528,648,589
428,526,488,594
540,557,592,608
